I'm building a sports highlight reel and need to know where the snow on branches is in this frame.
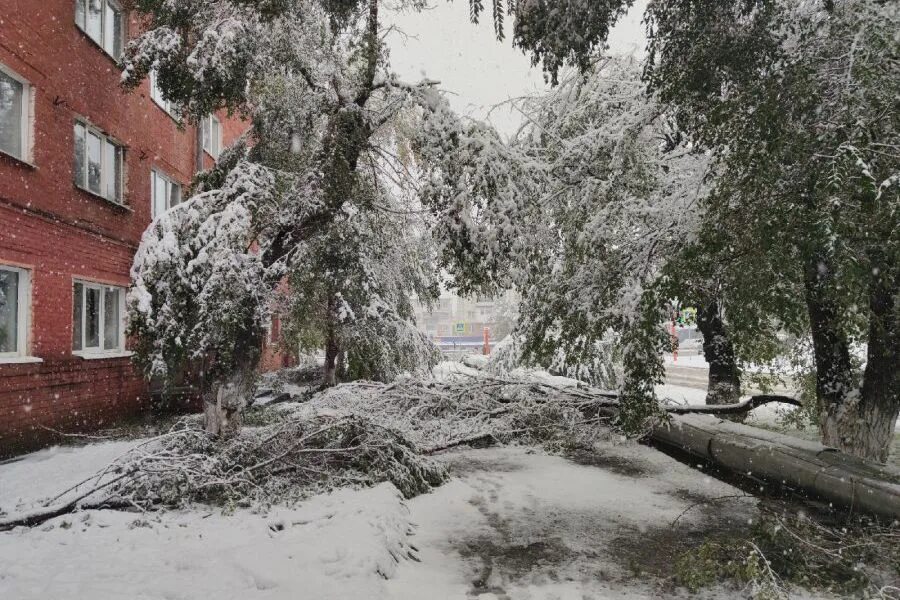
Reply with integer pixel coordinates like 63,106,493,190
122,0,513,402
436,58,712,430
128,160,276,383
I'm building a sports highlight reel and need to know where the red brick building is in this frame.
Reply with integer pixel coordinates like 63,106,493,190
0,1,281,456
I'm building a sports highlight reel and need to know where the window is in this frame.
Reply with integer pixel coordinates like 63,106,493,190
151,169,182,218
73,281,125,354
201,114,222,159
75,0,124,58
0,64,32,162
74,121,124,204
149,70,179,118
0,266,30,359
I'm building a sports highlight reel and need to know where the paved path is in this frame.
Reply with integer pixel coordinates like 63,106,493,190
387,445,755,600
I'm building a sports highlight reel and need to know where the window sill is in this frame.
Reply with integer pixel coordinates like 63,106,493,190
0,356,43,365
0,149,36,170
72,350,134,360
74,184,132,212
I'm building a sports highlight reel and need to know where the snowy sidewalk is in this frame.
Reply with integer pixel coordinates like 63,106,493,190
389,445,756,599
0,440,762,599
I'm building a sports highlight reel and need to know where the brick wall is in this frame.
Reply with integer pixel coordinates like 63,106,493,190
0,1,283,457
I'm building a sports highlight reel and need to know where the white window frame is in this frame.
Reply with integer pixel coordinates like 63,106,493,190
0,265,32,361
75,0,125,59
72,280,127,357
201,114,222,159
150,168,182,218
0,63,34,164
149,70,179,119
74,120,125,205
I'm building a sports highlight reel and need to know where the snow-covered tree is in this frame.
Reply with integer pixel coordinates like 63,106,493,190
507,58,715,428
123,0,492,434
416,57,715,430
468,0,900,460
277,165,442,386
638,0,900,460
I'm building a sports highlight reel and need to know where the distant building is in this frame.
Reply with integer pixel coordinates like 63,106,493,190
0,3,288,456
414,293,514,354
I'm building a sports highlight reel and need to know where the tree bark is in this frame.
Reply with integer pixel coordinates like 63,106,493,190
323,336,339,387
696,299,742,416
203,309,261,437
336,349,347,380
803,254,857,452
204,369,251,437
829,256,900,462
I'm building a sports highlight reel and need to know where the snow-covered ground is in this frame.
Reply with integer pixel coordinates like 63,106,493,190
387,445,758,600
0,482,412,599
0,434,767,599
0,440,142,515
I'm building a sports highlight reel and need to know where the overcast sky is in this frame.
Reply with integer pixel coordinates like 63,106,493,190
385,0,648,136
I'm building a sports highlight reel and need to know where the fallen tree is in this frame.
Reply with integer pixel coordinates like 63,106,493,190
3,370,896,531
310,371,899,519
651,413,900,520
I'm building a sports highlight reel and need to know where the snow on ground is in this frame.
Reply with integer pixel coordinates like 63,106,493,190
655,383,709,406
0,435,763,599
0,440,143,515
388,444,757,600
663,353,709,369
0,482,414,600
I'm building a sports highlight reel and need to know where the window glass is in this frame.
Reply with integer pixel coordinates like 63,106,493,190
104,139,118,201
202,115,222,158
212,118,221,155
0,269,19,354
76,123,122,203
87,131,102,194
170,179,181,207
103,287,119,350
73,122,86,186
201,116,210,151
0,70,24,159
85,286,100,349
151,170,181,217
73,282,83,351
86,0,102,43
77,0,123,58
149,70,177,116
112,8,123,57
104,3,122,57
75,0,86,29
74,282,124,352
152,171,161,216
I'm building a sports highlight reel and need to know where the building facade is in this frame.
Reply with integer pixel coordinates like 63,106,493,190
0,1,260,456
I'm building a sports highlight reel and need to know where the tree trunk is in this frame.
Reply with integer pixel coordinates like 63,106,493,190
323,336,339,387
803,255,858,452
336,349,347,380
204,369,251,437
696,299,742,417
203,310,262,437
825,257,900,462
